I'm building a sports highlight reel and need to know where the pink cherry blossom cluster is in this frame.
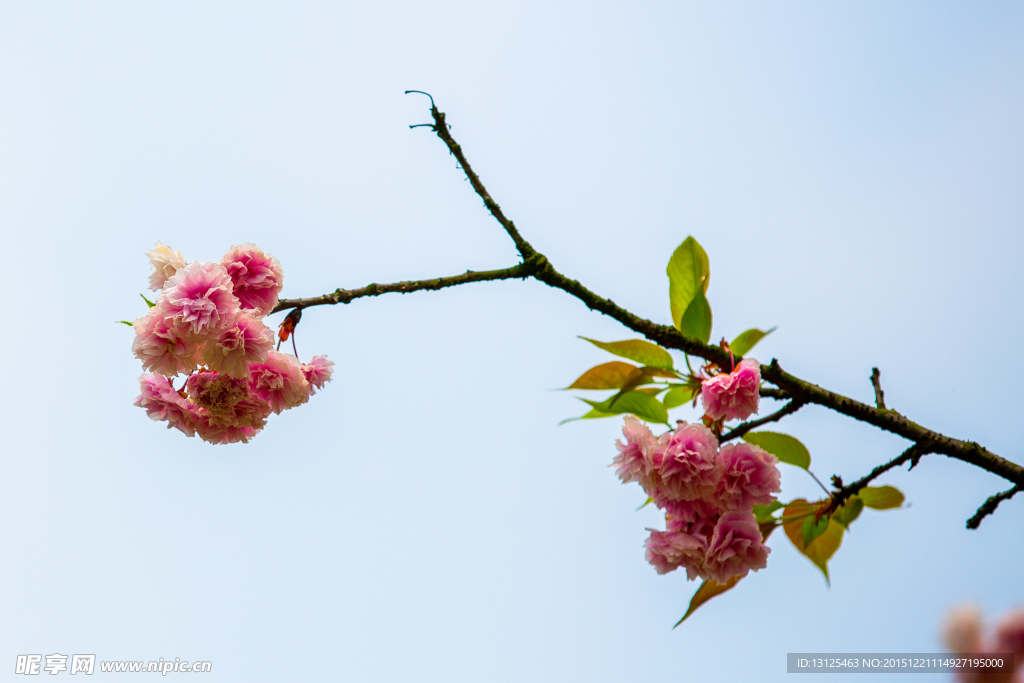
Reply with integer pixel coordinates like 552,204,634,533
613,416,780,584
701,357,761,422
943,604,1024,682
131,242,333,444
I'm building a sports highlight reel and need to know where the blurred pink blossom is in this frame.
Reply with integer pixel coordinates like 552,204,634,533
995,609,1024,660
944,604,985,655
221,243,284,317
715,442,781,511
942,604,1024,683
701,358,761,421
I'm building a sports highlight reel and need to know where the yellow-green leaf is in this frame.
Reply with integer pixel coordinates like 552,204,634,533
565,362,639,390
579,338,674,370
742,431,811,470
858,485,904,510
832,496,864,529
140,293,157,308
116,320,134,326
663,385,697,409
582,391,669,425
730,327,776,358
753,501,785,525
558,407,615,425
674,575,742,627
801,514,830,547
678,288,713,344
783,499,844,585
667,236,710,332
607,366,679,409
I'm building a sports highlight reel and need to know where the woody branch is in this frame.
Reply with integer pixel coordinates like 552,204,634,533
271,96,1024,526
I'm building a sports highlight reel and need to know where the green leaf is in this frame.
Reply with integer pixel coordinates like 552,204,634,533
832,496,864,529
742,431,811,470
730,327,776,358
667,236,710,332
678,288,713,344
801,514,830,547
116,320,134,327
783,499,844,585
858,485,904,510
579,338,674,370
607,366,679,409
674,575,742,627
753,501,785,525
565,362,639,390
637,497,654,511
140,293,157,308
582,391,669,425
663,385,697,410
558,407,615,425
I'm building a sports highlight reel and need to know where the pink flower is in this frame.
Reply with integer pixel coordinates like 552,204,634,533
702,511,770,584
131,307,198,376
185,371,270,430
146,241,187,291
220,243,283,317
612,416,657,488
995,609,1024,660
194,416,261,445
134,374,198,436
701,358,761,421
644,528,710,579
942,605,984,655
248,350,310,414
201,311,275,379
302,355,335,395
714,442,781,511
160,261,240,339
648,422,719,502
663,499,719,530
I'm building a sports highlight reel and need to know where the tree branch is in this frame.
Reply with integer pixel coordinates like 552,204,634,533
270,263,537,315
824,444,929,517
720,400,807,443
407,91,536,260
870,367,886,410
276,97,1024,513
966,485,1022,530
759,387,792,400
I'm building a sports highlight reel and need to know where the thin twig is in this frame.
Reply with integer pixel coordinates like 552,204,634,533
720,400,806,443
407,91,535,260
271,263,537,315
870,367,886,410
824,444,929,516
966,485,1022,530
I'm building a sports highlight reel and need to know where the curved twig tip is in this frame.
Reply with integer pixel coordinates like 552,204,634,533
404,90,436,108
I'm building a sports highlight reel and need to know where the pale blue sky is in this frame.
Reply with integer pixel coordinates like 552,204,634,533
1,2,1022,681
